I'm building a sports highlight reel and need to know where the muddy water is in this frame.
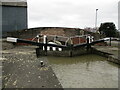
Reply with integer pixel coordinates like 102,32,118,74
47,54,119,88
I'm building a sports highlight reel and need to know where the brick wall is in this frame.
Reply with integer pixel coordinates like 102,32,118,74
71,37,86,45
41,27,81,37
41,28,65,36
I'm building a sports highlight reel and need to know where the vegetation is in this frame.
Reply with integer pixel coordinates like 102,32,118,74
115,30,120,38
99,22,117,37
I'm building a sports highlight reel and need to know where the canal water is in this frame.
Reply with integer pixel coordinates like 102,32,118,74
47,54,119,88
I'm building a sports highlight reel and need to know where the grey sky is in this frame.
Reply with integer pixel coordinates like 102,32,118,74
27,0,119,29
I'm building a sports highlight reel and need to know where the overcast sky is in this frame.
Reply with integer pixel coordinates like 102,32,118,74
27,0,119,29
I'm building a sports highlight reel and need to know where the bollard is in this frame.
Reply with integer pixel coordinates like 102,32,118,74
40,61,45,67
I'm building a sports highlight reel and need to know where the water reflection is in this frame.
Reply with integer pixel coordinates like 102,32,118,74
48,54,119,88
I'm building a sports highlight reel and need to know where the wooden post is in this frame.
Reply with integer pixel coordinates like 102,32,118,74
45,37,48,56
36,48,39,57
69,44,73,57
87,38,90,51
109,37,111,46
36,45,43,57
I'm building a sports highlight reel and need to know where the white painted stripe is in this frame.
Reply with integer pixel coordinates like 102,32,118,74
52,47,56,51
88,36,91,43
58,48,62,51
43,35,47,44
43,46,45,50
48,42,57,45
43,46,62,51
47,46,50,50
103,38,110,41
7,37,17,42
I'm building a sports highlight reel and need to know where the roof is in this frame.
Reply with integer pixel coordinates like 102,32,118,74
0,0,26,2
0,0,27,7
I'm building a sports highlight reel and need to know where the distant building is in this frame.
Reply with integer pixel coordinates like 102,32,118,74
0,0,28,37
84,27,99,33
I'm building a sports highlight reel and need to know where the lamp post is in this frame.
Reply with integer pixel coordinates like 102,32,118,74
95,9,98,28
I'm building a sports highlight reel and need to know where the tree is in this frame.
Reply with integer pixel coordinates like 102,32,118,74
99,22,117,37
99,22,117,46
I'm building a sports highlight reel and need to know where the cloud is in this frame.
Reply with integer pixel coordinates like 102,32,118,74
27,0,119,29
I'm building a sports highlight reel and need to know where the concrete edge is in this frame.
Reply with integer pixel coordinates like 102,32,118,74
91,47,120,65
